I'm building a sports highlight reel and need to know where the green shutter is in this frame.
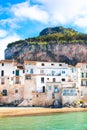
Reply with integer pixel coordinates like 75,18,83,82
16,70,19,76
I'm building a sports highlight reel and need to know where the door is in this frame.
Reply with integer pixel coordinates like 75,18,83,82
43,86,45,93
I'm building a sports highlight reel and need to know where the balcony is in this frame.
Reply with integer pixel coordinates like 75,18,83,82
14,77,21,84
1,78,5,85
81,80,87,86
46,82,61,86
62,82,76,88
47,73,61,76
81,84,87,87
81,77,87,80
81,72,87,79
15,81,21,84
25,74,31,80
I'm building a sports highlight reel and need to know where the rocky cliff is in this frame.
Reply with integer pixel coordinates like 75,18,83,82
5,26,87,65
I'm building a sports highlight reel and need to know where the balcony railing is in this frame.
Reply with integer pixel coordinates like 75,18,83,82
15,81,21,84
62,83,76,88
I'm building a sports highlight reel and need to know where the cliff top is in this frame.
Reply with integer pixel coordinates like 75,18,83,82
7,26,87,48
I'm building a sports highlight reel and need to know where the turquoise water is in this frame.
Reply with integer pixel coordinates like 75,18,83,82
0,112,87,130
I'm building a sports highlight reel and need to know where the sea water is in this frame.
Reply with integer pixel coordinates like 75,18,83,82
0,111,87,130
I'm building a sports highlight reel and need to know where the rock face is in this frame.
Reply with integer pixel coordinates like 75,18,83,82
39,26,76,36
5,42,87,65
5,26,87,65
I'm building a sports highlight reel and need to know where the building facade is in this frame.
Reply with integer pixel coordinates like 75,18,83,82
76,63,87,102
0,60,86,106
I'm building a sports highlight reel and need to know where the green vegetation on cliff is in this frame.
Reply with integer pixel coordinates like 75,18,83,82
7,26,87,48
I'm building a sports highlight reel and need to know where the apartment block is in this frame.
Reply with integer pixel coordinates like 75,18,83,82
0,60,86,106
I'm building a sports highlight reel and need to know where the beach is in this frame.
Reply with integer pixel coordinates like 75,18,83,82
0,107,87,117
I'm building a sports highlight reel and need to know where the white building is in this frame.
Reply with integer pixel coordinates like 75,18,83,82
61,65,79,105
0,60,25,104
0,60,86,106
24,61,68,93
76,63,87,102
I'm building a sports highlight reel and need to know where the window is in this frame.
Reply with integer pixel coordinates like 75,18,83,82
86,81,87,86
30,69,33,74
52,71,55,76
62,78,65,82
15,77,20,84
70,89,74,96
48,86,51,90
52,93,55,99
81,91,83,96
16,70,19,76
1,78,5,84
2,90,7,96
54,87,59,93
7,77,9,80
53,78,56,82
23,70,25,73
41,63,45,66
40,70,44,74
82,72,84,78
2,63,4,66
47,78,49,80
41,77,44,83
15,89,18,93
62,71,65,74
63,90,69,96
59,64,62,66
58,73,61,76
86,73,87,78
1,70,4,76
51,64,54,66
81,80,87,86
81,81,83,86
62,89,77,96
42,86,45,93
72,90,77,96
36,94,38,97
71,68,75,73
13,71,14,74
11,77,13,81
25,75,31,80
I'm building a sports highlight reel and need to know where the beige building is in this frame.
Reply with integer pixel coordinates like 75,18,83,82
0,60,25,104
23,60,69,106
61,65,80,105
76,63,87,102
0,60,87,107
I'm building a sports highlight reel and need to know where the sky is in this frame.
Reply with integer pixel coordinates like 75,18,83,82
0,0,87,59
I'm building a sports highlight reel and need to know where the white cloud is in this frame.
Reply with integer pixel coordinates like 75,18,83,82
2,0,87,28
10,1,49,23
0,34,21,60
0,29,8,38
0,18,20,29
1,0,87,29
34,0,87,27
74,17,87,28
